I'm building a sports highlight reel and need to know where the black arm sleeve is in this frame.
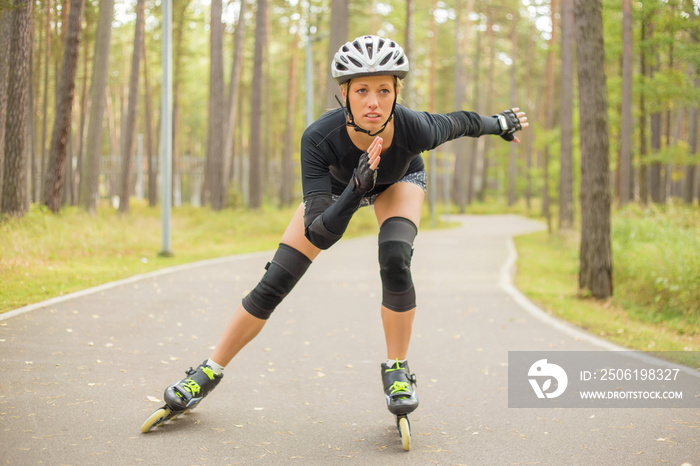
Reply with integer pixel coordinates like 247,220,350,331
403,108,504,152
303,177,364,250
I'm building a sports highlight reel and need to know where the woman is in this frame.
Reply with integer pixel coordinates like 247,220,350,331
145,35,527,429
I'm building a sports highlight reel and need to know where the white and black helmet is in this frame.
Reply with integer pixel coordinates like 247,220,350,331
332,35,409,84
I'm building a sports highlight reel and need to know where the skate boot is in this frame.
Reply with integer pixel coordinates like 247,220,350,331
381,360,419,416
141,361,223,433
163,360,224,411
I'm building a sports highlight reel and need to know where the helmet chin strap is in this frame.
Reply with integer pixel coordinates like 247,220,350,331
334,92,397,138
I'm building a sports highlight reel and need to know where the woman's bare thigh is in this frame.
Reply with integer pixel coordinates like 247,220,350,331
373,182,425,228
279,202,322,261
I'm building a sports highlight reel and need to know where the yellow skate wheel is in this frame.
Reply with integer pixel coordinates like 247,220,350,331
398,416,411,451
141,407,171,433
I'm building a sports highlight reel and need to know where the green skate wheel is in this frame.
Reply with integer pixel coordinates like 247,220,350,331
141,406,172,433
397,416,411,451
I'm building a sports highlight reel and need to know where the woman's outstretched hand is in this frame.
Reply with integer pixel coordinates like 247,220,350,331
498,108,529,143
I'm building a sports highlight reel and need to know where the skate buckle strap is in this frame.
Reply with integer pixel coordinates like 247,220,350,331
202,366,218,380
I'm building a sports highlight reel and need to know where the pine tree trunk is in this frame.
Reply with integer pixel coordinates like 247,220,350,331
403,0,414,108
541,0,557,231
525,22,535,210
638,19,648,204
142,33,156,207
44,0,84,213
223,0,246,194
648,20,663,204
452,0,473,212
619,0,634,205
1,0,33,217
477,13,495,202
467,27,482,205
0,10,12,200
40,0,52,192
74,23,90,205
325,0,348,110
559,0,574,227
118,0,145,213
508,13,518,207
249,0,267,209
281,37,299,207
204,0,226,210
686,77,698,204
574,0,613,299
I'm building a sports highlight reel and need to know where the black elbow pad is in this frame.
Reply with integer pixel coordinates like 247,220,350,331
303,193,340,250
306,215,342,250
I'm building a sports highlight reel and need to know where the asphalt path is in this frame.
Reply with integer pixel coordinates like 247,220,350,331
1,215,698,465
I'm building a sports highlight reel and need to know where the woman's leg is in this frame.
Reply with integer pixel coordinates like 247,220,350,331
210,202,321,367
372,182,424,360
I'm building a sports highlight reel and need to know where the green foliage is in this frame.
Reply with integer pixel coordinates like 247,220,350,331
612,203,700,333
514,203,700,356
643,140,695,165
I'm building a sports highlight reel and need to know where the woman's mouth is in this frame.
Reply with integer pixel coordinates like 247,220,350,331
364,113,381,122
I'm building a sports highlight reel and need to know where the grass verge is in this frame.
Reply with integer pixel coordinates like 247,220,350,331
0,201,377,313
513,202,699,367
0,201,446,314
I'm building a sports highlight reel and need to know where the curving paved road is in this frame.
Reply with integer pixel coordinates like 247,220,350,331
1,215,697,465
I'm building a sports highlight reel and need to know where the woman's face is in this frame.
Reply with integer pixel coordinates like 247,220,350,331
342,75,397,132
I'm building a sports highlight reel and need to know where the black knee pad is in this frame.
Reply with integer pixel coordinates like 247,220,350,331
378,217,418,312
242,244,312,320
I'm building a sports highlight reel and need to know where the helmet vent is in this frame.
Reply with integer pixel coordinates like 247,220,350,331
348,56,362,68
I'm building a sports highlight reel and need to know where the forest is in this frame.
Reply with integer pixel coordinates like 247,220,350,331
0,1,699,274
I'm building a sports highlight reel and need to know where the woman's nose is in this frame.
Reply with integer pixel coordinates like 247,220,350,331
367,94,378,108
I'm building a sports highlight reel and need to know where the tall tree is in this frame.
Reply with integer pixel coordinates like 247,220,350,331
508,12,518,207
452,0,473,212
206,0,226,210
74,6,93,205
541,0,558,231
281,34,299,207
525,21,536,210
638,19,649,204
0,10,12,199
325,0,348,110
648,18,663,204
403,0,415,108
40,0,52,192
574,0,613,299
619,0,634,204
141,33,156,207
1,0,33,217
44,0,85,213
467,25,483,205
249,0,267,209
223,0,246,193
684,0,698,205
118,0,145,213
687,76,698,204
559,0,574,227
80,0,114,213
476,11,496,203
